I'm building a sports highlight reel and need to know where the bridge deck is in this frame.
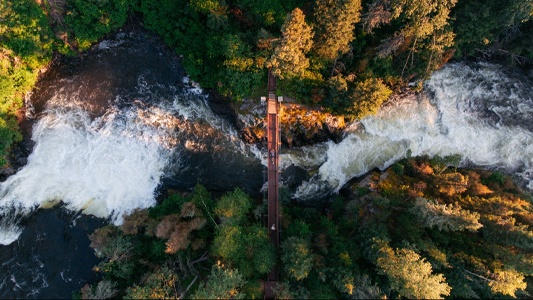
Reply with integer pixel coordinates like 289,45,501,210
265,71,279,291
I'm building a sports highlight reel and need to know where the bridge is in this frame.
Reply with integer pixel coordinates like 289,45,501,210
263,70,280,299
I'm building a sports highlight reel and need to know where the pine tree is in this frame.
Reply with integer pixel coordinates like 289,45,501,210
347,78,392,120
373,0,458,78
191,264,246,299
313,0,362,61
214,188,252,225
281,236,313,281
489,269,527,297
374,241,451,299
267,8,313,79
410,197,483,232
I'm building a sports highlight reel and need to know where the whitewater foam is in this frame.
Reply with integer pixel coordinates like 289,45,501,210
294,62,533,200
0,90,184,244
0,71,259,245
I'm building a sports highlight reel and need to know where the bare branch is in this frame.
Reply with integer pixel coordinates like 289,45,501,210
377,34,405,58
362,0,392,33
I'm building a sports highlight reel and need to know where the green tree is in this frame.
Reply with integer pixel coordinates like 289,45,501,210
482,216,533,251
214,188,252,225
281,236,313,281
211,188,260,271
313,0,362,61
65,0,130,51
191,264,246,299
452,0,533,59
0,0,55,166
374,0,458,79
124,267,179,299
410,197,483,232
93,234,136,283
218,34,264,101
267,8,314,79
189,0,220,13
488,269,527,297
211,224,275,278
346,78,392,120
374,241,451,299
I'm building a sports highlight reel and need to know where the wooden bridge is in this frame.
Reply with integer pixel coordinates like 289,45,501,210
263,70,280,299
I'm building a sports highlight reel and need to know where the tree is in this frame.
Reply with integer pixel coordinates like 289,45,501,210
266,8,313,79
64,0,131,51
410,197,483,232
362,0,392,34
452,0,533,58
0,0,54,166
191,264,246,299
218,34,264,101
313,0,362,61
347,78,392,121
124,267,179,299
214,188,252,225
374,242,451,299
351,275,386,299
488,269,527,297
373,0,458,78
211,224,275,278
93,235,136,282
483,216,533,251
80,280,118,299
281,236,313,281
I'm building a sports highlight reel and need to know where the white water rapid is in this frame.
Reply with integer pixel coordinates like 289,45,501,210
0,92,174,245
292,62,533,201
0,67,248,245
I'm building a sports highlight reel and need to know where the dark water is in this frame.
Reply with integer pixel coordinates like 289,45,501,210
0,28,265,298
0,209,105,298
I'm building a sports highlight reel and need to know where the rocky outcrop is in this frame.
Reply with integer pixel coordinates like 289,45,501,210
230,97,346,148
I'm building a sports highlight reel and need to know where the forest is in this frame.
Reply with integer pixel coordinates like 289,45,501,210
79,155,533,299
1,0,533,298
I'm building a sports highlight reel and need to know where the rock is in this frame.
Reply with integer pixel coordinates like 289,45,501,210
0,166,16,177
205,93,347,148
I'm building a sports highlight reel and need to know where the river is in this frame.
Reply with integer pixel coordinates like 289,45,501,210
1,29,533,297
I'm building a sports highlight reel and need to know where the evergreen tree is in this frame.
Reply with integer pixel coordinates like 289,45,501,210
410,197,483,232
214,188,252,225
267,8,313,79
452,0,533,58
482,216,533,251
351,275,386,299
374,241,451,299
281,236,313,281
313,0,362,61
191,264,246,299
347,78,392,120
124,267,179,299
373,0,458,78
489,269,527,297
212,189,275,278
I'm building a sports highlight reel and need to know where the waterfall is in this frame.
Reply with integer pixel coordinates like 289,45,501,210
0,73,260,246
293,62,533,201
0,86,177,245
0,30,266,299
